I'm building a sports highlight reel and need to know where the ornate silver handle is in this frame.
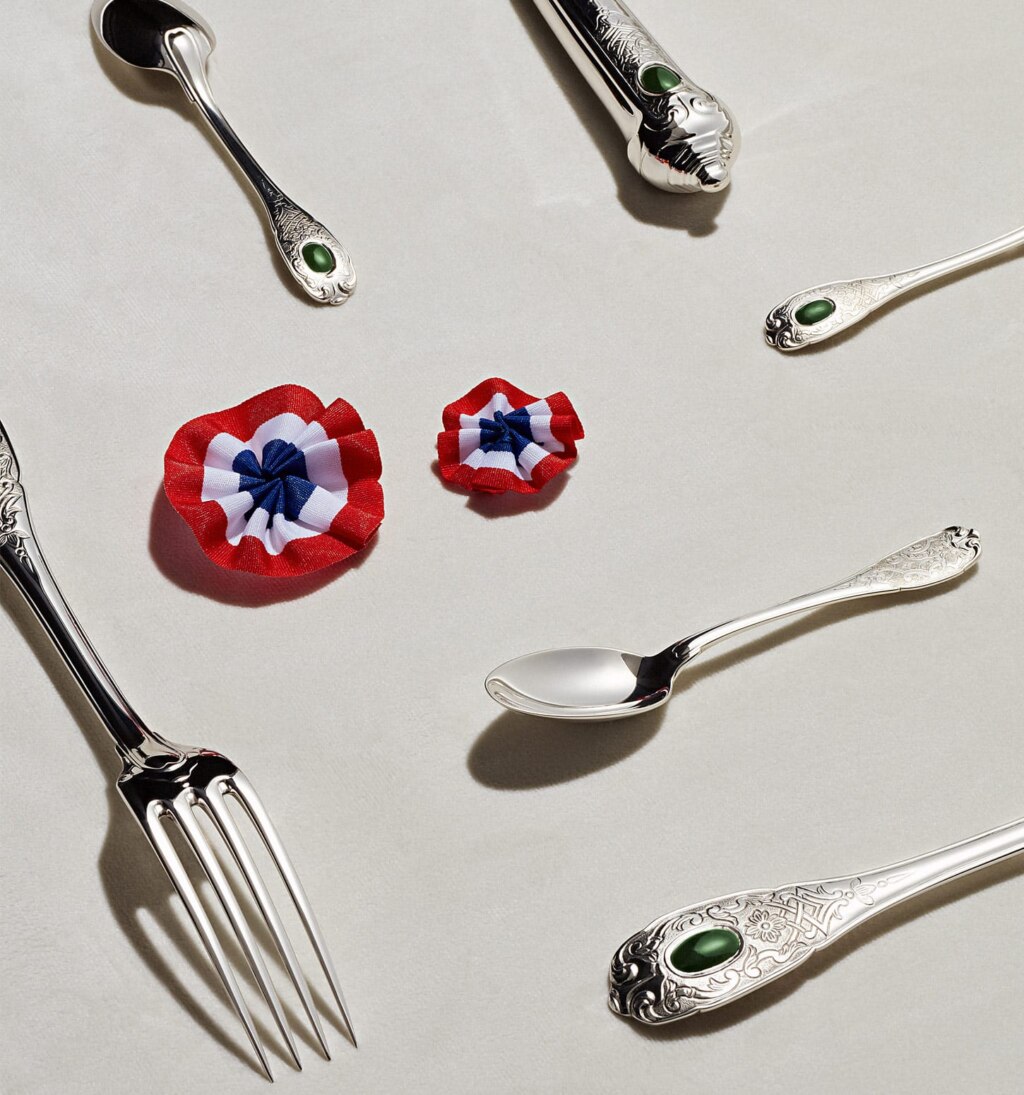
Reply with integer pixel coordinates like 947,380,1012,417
765,225,1024,351
677,527,980,661
532,0,738,193
164,28,355,305
0,419,183,767
610,816,1024,1024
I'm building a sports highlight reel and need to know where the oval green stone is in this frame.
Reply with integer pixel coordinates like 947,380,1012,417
301,242,336,275
639,64,683,94
668,928,742,974
794,298,836,326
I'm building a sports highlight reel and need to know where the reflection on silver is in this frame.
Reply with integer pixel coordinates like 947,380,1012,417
766,225,1024,351
485,527,980,720
532,1,738,193
611,816,1024,1024
0,417,356,1078
91,0,355,304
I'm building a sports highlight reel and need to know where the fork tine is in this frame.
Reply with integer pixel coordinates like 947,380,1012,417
202,783,332,1059
171,798,302,1072
144,805,276,1082
229,773,357,1047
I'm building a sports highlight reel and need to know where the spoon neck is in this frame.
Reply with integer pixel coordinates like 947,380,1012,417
163,28,283,208
899,225,1024,289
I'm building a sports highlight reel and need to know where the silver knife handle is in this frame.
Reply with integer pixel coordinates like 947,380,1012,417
610,816,1024,1024
532,0,738,192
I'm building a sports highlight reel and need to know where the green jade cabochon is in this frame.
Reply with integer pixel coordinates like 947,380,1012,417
668,928,742,974
639,64,683,94
794,298,836,326
301,242,336,275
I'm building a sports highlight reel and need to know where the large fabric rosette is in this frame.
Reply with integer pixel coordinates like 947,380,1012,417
164,385,384,577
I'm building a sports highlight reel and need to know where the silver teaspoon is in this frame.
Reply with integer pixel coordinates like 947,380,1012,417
91,0,356,304
765,225,1024,351
484,527,979,721
610,815,1024,1025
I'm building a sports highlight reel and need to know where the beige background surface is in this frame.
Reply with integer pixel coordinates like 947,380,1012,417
2,2,1023,1092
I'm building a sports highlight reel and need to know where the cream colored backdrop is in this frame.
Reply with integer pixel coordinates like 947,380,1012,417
1,2,1022,1092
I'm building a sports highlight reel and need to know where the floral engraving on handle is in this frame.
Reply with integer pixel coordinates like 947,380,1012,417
610,872,907,1024
0,427,29,562
834,527,981,594
266,193,356,306
764,272,915,350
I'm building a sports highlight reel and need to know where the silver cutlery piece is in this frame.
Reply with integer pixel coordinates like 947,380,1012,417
91,0,356,305
610,815,1024,1025
0,419,355,1079
532,1,738,193
765,225,1024,351
485,527,980,721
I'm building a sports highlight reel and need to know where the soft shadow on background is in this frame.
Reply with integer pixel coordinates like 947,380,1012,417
509,0,729,235
619,850,1024,1041
468,573,978,789
1,581,347,1076
89,32,316,306
149,486,373,606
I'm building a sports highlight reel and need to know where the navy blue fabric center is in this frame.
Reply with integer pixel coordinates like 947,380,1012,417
478,408,535,458
233,440,316,522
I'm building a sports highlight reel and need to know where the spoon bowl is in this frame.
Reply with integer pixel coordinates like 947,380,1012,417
485,648,670,721
92,0,213,72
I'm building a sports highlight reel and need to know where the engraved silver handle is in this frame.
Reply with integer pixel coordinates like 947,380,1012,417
532,0,738,193
0,419,183,767
765,225,1024,351
610,816,1024,1024
675,526,980,662
164,28,355,305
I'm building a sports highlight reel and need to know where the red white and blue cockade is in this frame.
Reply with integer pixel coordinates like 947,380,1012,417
164,385,384,577
436,378,584,495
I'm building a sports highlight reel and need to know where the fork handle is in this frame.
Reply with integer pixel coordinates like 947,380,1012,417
0,420,183,767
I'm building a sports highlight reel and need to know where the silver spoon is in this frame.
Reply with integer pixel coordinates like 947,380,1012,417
484,527,979,721
610,815,1024,1025
91,0,355,304
765,225,1024,351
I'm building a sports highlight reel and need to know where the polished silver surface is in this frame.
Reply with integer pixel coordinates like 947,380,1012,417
610,815,1024,1024
485,527,980,720
533,1,738,193
0,418,356,1079
765,225,1024,351
91,0,355,304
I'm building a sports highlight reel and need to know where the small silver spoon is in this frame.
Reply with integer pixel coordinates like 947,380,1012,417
484,527,979,721
91,0,355,304
610,815,1024,1025
765,225,1024,351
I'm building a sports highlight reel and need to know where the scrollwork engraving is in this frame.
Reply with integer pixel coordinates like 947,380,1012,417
834,527,980,593
610,872,909,1024
0,427,30,562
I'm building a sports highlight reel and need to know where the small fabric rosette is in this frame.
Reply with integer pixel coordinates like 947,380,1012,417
164,385,384,577
436,378,584,495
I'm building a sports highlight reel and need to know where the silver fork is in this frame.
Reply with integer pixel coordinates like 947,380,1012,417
0,418,355,1080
